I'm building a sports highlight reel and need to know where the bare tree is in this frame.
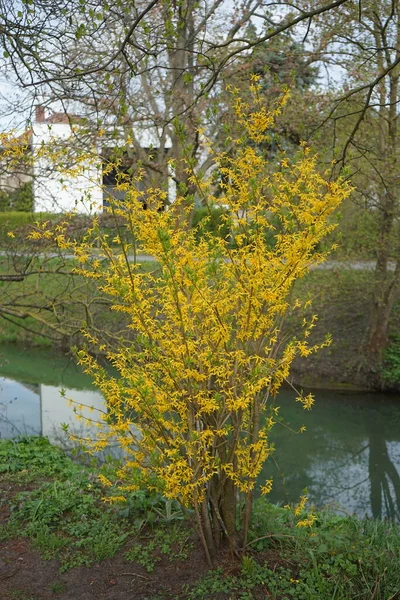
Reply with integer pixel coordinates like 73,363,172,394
303,0,400,369
0,1,356,203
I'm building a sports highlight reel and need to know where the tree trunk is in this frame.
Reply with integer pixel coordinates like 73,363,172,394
220,477,237,551
366,204,394,361
366,252,400,373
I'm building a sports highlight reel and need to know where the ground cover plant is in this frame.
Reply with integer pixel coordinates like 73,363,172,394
0,437,186,573
1,437,400,599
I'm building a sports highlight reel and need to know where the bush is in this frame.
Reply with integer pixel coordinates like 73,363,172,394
0,181,34,212
0,211,59,247
0,211,58,229
40,87,350,565
192,205,231,240
382,335,400,385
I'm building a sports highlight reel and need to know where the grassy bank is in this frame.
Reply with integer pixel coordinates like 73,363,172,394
286,267,400,390
1,257,399,389
1,437,400,599
0,254,159,349
0,343,94,388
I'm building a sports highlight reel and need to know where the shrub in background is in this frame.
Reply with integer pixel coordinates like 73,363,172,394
0,181,33,212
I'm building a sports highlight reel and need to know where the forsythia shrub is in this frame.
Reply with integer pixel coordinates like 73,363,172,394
35,83,351,562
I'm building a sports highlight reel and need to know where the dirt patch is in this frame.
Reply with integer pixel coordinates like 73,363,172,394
0,534,210,600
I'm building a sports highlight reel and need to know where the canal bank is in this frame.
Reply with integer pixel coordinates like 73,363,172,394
2,267,400,391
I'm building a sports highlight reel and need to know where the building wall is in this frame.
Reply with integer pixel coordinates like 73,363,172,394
31,114,176,213
32,121,103,214
0,169,32,193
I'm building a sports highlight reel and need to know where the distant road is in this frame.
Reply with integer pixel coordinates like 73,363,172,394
0,250,393,270
310,260,394,271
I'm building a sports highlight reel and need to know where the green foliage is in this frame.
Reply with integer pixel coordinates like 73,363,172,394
0,521,19,541
8,463,127,570
125,526,192,572
0,182,34,212
189,501,400,599
116,489,185,530
382,335,400,385
0,438,128,570
192,205,230,241
0,437,72,477
0,437,187,573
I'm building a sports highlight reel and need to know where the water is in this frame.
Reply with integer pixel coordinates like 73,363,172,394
1,343,400,521
0,344,111,451
262,390,400,521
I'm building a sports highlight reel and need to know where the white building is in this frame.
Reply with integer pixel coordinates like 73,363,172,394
31,105,174,214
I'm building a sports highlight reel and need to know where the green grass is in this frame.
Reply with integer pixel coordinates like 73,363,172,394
0,253,159,347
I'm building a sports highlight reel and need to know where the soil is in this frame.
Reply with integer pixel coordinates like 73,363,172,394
0,480,210,600
0,480,288,600
0,537,210,600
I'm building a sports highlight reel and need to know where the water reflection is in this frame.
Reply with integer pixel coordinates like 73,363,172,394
368,430,400,520
258,390,400,520
41,384,107,448
0,377,41,438
2,373,400,520
0,376,107,448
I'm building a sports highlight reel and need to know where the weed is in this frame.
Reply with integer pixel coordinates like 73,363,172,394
0,521,19,541
125,525,193,572
29,524,68,559
49,580,65,595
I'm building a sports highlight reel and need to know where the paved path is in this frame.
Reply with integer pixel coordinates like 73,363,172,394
0,250,395,270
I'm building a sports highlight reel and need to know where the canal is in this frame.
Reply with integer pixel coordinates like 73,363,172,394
1,343,400,521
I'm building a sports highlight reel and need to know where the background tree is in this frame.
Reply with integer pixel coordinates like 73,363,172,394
305,0,400,369
0,1,355,208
